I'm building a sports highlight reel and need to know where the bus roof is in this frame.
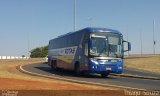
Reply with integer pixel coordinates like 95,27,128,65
79,27,122,34
56,27,122,39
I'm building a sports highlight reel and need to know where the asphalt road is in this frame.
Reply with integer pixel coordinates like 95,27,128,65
123,68,160,78
22,63,160,90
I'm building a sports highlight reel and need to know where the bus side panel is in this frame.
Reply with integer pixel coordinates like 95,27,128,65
48,30,90,71
49,46,78,70
54,56,72,69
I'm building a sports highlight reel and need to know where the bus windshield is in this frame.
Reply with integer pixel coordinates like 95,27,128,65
90,33,123,58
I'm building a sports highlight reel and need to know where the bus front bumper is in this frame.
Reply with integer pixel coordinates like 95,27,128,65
86,59,123,74
88,64,123,74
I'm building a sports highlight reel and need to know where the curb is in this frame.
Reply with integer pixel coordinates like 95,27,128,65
18,65,146,91
110,73,160,80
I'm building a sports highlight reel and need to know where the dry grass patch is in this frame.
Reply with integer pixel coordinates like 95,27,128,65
0,58,44,79
125,55,160,74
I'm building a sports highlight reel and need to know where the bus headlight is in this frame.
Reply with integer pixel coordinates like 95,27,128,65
118,66,123,69
90,59,99,65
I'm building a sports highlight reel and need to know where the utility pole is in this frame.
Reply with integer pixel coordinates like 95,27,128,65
140,30,143,56
74,0,76,32
153,20,156,55
88,17,93,27
27,31,30,59
126,25,129,56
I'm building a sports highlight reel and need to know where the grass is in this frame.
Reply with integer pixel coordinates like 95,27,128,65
124,55,160,74
0,58,44,79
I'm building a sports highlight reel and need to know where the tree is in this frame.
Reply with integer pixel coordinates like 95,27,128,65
30,45,48,58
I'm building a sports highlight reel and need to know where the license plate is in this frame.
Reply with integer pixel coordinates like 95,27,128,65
111,60,117,62
106,68,112,70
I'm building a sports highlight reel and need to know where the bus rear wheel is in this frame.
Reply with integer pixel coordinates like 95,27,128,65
51,60,57,70
101,73,109,78
74,63,80,76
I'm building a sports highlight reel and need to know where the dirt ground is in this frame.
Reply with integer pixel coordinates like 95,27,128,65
0,78,124,96
0,58,125,96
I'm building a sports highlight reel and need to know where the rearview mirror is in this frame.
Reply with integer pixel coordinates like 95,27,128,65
123,40,131,52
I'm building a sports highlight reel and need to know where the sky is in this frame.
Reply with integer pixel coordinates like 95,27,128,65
0,0,160,56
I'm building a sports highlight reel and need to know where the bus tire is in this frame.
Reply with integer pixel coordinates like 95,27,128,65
74,62,80,76
51,60,57,70
101,73,109,78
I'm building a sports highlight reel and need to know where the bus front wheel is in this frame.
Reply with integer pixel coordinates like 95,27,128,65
101,73,109,78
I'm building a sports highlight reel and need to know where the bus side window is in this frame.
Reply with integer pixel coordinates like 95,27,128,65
85,43,88,56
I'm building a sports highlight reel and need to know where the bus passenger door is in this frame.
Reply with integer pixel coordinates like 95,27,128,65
84,43,89,68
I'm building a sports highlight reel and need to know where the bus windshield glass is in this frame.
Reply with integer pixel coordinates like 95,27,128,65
90,33,123,58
